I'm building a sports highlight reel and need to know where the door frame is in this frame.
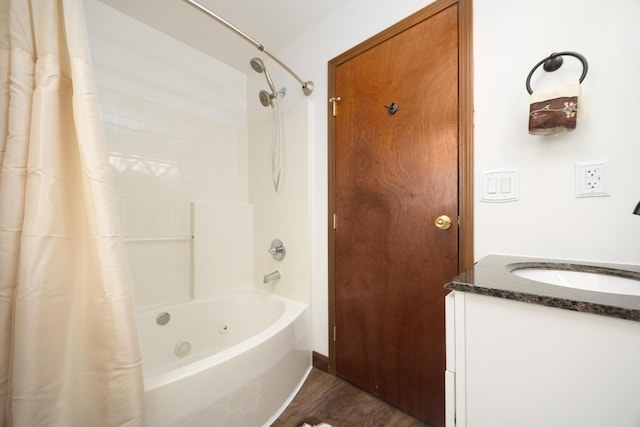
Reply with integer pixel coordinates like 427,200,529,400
327,0,473,375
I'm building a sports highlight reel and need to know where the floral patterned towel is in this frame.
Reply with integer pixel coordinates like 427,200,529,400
529,81,581,135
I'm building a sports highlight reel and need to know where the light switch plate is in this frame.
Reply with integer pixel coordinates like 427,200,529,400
481,169,519,202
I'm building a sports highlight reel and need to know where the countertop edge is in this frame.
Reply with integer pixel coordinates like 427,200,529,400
445,281,640,322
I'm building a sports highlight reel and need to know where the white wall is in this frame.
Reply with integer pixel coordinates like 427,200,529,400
474,0,640,264
270,0,640,355
249,101,311,304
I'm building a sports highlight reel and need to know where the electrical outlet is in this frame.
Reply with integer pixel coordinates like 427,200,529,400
576,161,610,197
584,166,602,190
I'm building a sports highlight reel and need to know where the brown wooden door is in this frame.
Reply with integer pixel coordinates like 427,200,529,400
333,4,460,425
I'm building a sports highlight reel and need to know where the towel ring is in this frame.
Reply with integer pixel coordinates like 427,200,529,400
526,51,588,95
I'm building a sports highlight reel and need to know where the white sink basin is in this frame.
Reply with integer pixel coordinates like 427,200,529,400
511,268,640,296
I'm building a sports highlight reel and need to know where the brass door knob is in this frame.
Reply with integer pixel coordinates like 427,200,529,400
435,215,452,230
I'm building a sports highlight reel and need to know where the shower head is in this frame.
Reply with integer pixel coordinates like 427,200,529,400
258,90,274,107
250,57,265,73
250,57,277,95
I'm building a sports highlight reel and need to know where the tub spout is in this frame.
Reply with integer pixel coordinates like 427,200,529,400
263,270,282,284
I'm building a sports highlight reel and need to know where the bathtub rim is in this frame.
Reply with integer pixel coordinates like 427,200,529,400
135,286,281,316
140,288,308,390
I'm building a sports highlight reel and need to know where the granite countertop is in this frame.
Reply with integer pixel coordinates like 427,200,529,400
444,254,640,322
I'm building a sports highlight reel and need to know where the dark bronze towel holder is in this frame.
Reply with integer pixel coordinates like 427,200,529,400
526,51,588,95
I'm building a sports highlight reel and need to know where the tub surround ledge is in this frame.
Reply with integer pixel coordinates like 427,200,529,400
445,254,640,322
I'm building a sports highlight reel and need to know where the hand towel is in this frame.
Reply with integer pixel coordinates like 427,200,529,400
529,81,581,135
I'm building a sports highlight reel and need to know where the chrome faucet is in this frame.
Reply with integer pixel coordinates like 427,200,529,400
634,201,640,215
263,270,282,284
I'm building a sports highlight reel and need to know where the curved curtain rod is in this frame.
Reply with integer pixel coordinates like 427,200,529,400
181,0,314,96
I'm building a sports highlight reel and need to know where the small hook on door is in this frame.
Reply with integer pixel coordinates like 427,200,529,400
384,102,398,115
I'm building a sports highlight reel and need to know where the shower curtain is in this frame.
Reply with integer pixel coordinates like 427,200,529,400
0,0,144,425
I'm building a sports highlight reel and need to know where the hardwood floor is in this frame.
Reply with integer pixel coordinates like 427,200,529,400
271,368,432,427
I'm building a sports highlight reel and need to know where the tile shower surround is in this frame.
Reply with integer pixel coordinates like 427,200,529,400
99,87,249,308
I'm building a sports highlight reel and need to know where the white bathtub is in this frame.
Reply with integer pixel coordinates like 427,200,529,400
137,290,311,427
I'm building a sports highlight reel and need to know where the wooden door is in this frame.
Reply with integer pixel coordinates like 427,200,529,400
330,2,471,425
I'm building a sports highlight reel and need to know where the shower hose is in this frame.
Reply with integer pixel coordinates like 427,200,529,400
271,96,284,192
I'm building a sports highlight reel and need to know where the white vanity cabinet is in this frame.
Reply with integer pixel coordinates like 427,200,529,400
445,291,640,427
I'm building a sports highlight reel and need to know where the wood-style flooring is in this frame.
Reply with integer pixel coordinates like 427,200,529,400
271,368,431,427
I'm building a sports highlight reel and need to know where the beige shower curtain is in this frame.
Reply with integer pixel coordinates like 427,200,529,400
0,0,144,425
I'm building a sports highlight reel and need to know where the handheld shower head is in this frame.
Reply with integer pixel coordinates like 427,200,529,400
258,90,274,107
250,57,277,95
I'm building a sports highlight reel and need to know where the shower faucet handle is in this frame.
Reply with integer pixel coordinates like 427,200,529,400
268,239,286,261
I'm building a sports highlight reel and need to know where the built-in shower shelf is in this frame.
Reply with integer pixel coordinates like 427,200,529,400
124,236,193,243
